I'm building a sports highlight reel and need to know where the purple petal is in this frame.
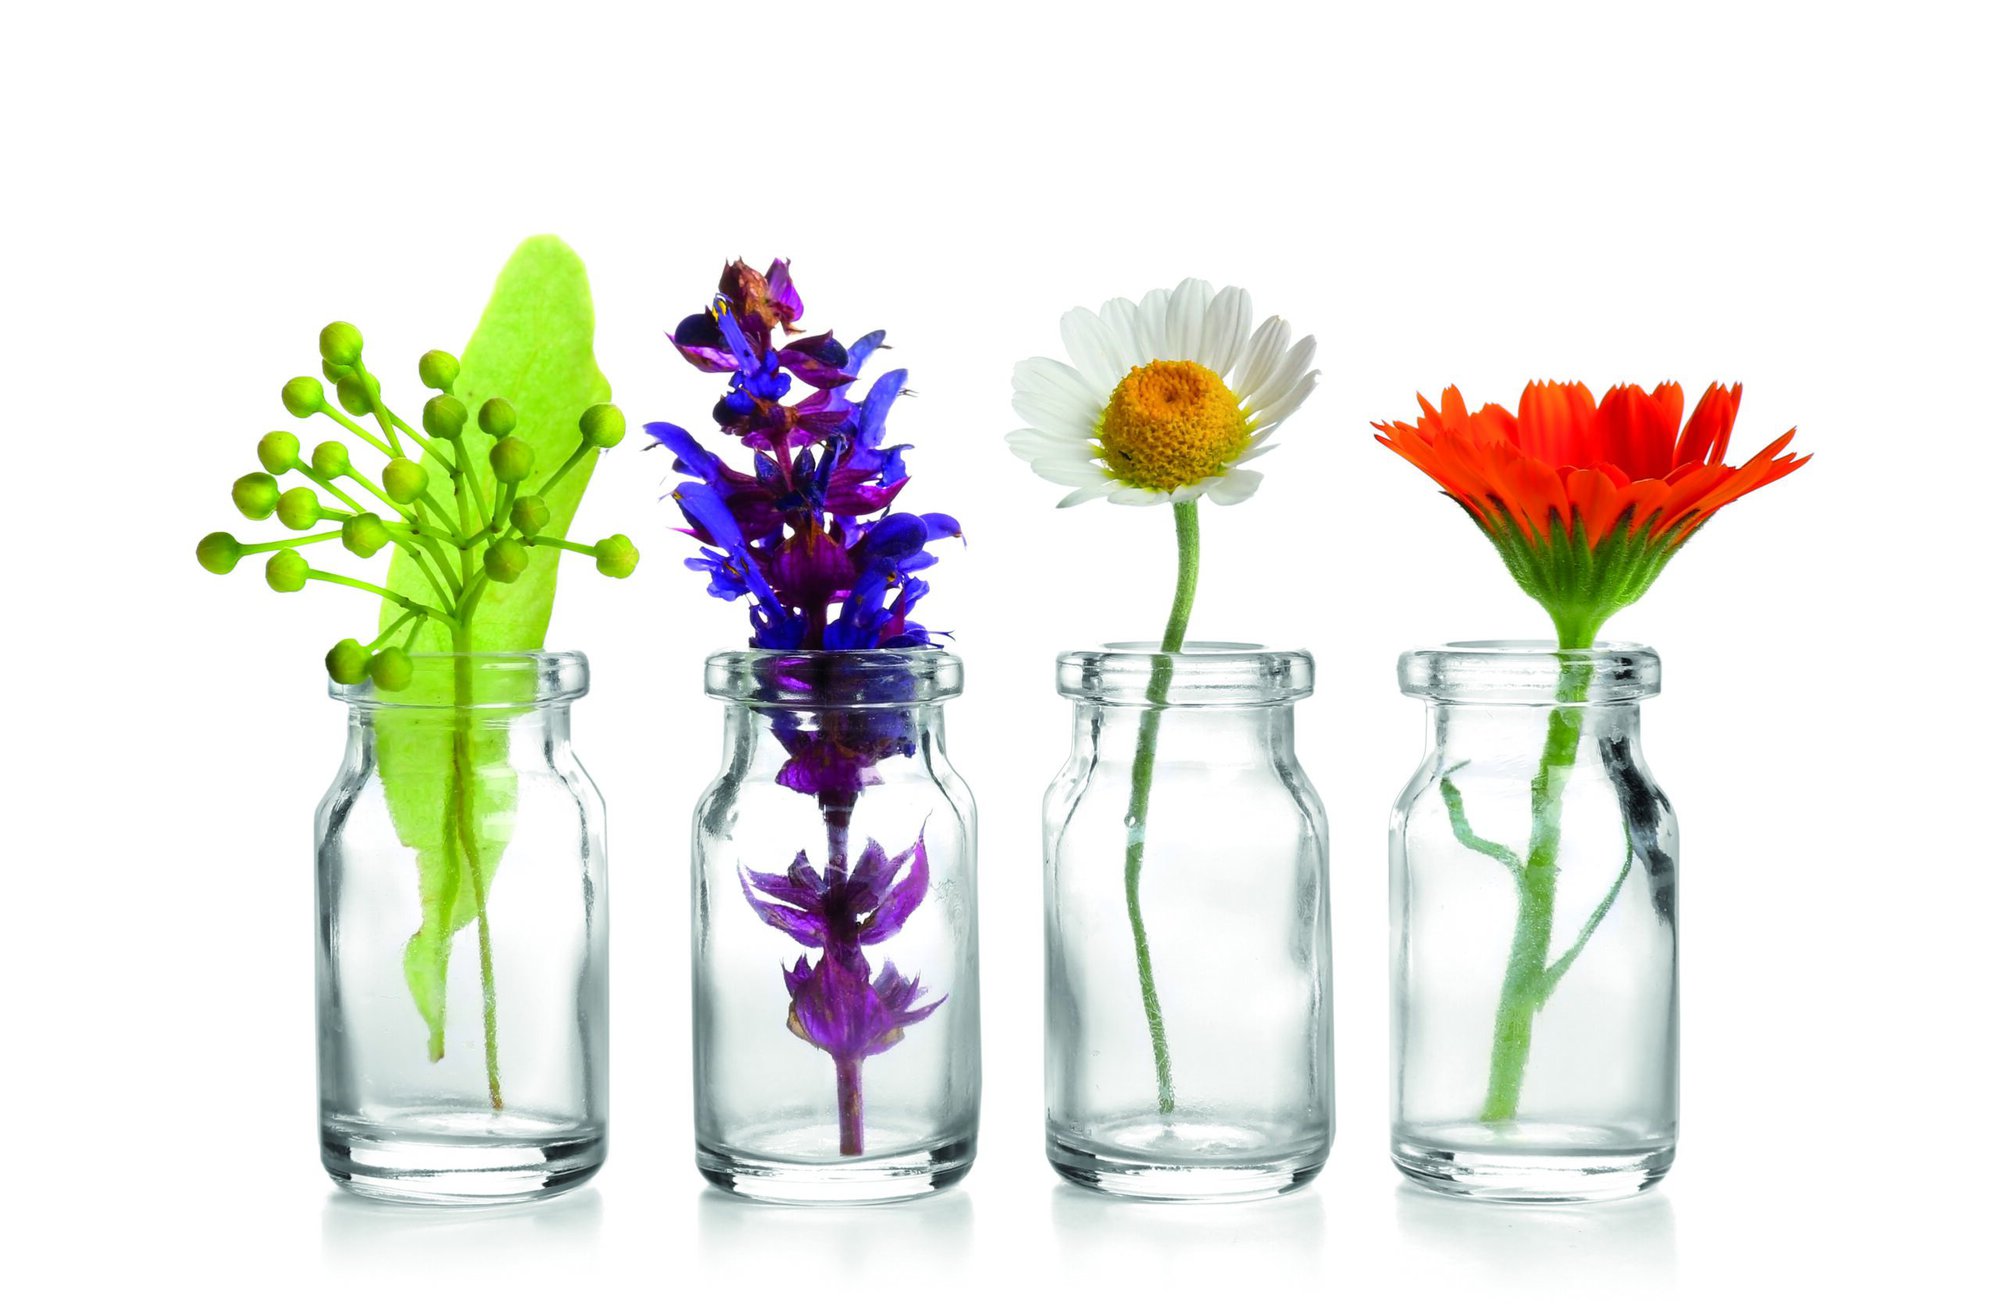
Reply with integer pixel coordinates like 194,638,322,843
853,368,908,449
783,954,813,999
786,954,886,1057
858,836,929,944
739,866,827,947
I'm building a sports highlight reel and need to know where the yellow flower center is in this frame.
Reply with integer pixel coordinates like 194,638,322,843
1096,360,1251,492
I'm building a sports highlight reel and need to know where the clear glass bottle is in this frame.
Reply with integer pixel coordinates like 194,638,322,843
692,649,979,1204
316,651,609,1204
1045,643,1332,1201
1391,642,1677,1202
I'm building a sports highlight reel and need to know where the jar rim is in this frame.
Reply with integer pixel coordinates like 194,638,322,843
1058,642,1314,706
705,647,963,707
328,650,589,708
1398,640,1660,704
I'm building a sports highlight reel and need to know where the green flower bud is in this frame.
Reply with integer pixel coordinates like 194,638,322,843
281,376,325,418
258,430,300,475
196,531,242,575
232,471,280,520
422,394,467,442
368,647,414,692
509,494,551,536
418,349,460,392
595,533,640,579
382,458,427,505
266,548,309,593
319,321,364,367
321,359,352,383
484,538,531,584
335,374,373,417
580,403,626,448
276,486,322,531
342,512,391,558
325,638,371,685
488,436,535,483
311,440,350,479
478,398,517,438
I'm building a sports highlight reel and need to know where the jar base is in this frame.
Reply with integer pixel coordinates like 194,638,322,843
1047,1118,1328,1203
1392,1122,1673,1203
696,1136,974,1206
322,1111,605,1205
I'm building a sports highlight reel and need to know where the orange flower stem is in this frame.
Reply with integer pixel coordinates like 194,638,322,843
1480,641,1595,1122
1123,499,1200,1117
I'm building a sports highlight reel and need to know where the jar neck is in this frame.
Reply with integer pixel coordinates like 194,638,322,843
1072,701,1298,764
346,701,575,751
720,700,948,793
1428,699,1644,754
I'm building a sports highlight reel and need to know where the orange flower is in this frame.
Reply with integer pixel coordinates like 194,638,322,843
1375,381,1808,644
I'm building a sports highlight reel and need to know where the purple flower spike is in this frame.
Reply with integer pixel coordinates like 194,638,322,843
649,257,957,655
783,953,944,1062
739,831,932,969
660,258,959,1156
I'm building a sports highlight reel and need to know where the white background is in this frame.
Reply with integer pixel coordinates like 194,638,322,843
4,1,1994,1303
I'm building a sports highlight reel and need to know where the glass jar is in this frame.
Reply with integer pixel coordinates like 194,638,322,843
315,651,609,1204
1045,643,1332,1201
1390,642,1677,1202
692,649,979,1204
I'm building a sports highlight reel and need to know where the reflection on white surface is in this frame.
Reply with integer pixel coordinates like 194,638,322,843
321,1186,604,1267
696,1186,974,1279
1395,1183,1678,1296
1049,1182,1327,1294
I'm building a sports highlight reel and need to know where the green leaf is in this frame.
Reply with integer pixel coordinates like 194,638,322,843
381,234,612,652
374,237,610,1071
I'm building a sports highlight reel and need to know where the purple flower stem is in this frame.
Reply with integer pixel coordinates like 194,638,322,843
836,1056,865,1156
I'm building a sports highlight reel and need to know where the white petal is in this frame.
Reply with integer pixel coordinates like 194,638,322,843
1032,457,1111,488
1233,441,1280,464
1135,287,1172,360
1232,315,1293,398
1060,307,1126,393
1107,484,1171,507
1167,481,1210,504
1207,467,1265,505
1006,427,1090,460
1197,286,1251,378
1014,356,1105,422
1057,484,1113,508
1098,296,1146,372
1165,278,1211,360
1249,368,1319,431
1245,337,1319,413
1015,388,1101,439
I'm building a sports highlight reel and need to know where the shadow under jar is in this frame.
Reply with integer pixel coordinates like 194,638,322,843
1045,643,1332,1202
1390,642,1678,1203
316,651,609,1204
692,649,979,1204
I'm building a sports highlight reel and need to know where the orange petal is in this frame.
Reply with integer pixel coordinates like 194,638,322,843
1674,382,1742,466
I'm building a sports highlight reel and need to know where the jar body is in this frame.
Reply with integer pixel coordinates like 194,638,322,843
315,652,608,1204
1045,645,1331,1201
692,650,979,1204
1391,643,1677,1202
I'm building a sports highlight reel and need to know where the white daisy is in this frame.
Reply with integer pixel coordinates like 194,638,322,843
1007,278,1319,508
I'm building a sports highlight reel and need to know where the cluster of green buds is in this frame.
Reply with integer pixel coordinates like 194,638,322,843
197,322,639,689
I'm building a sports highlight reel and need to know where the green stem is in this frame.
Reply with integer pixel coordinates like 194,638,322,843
1480,644,1595,1122
450,624,504,1111
1123,499,1200,1116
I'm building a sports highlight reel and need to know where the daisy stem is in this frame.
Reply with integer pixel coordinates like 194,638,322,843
1123,499,1200,1117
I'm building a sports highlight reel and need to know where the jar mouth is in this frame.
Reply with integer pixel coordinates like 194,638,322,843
705,647,963,707
1398,641,1659,704
1058,643,1314,707
328,650,589,708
